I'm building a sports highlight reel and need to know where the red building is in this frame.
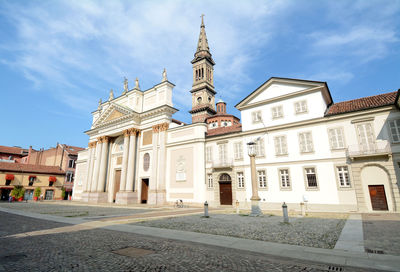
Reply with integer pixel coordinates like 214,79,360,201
0,145,28,163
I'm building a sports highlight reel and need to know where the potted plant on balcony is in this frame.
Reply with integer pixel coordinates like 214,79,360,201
33,187,41,201
11,186,25,202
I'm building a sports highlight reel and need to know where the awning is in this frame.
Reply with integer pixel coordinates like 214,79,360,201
29,175,36,179
5,174,14,180
49,176,57,182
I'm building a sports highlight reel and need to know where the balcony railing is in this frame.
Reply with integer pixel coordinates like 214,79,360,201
346,141,391,158
212,158,233,169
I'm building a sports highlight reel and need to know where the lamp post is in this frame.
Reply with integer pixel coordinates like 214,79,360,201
247,141,262,216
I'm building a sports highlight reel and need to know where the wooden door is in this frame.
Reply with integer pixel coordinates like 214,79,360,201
141,179,149,204
219,183,232,205
369,185,388,211
113,170,121,202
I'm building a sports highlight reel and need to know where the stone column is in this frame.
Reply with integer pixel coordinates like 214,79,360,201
156,123,169,204
249,155,262,216
148,124,160,204
84,142,95,192
126,129,138,191
97,136,110,192
119,129,130,191
91,138,103,192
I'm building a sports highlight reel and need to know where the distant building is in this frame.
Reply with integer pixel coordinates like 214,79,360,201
25,144,84,199
0,145,28,163
0,162,64,201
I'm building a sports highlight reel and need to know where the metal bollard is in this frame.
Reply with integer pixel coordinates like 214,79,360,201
235,200,239,214
204,201,209,218
282,202,289,223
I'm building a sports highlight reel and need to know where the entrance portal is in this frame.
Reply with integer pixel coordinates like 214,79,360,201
141,179,149,204
219,173,232,205
369,185,388,211
113,170,121,202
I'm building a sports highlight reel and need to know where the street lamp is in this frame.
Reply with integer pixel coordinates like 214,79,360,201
247,141,262,216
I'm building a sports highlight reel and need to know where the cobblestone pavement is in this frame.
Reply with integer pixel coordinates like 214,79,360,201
362,213,400,256
134,213,347,249
0,212,374,272
0,202,154,218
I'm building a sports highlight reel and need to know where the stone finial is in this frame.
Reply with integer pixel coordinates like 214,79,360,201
123,77,128,94
135,78,140,89
162,68,167,82
109,89,114,101
98,98,102,110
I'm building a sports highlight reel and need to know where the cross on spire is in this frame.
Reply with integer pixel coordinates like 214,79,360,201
192,14,214,64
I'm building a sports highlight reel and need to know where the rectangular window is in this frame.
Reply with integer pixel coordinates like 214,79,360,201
305,168,318,188
299,132,314,153
206,146,212,162
257,170,267,188
234,142,243,160
337,166,350,187
280,169,290,188
328,128,345,149
237,172,244,188
218,143,227,162
274,136,288,155
252,111,262,123
68,159,75,168
255,138,265,157
207,174,213,188
271,106,283,119
389,119,400,143
66,172,74,182
295,100,307,114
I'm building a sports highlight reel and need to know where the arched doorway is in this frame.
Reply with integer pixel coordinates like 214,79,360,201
361,165,391,211
219,173,232,205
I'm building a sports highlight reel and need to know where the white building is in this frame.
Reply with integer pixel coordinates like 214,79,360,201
73,18,400,212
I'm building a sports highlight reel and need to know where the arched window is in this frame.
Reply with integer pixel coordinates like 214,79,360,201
219,173,232,183
143,153,150,171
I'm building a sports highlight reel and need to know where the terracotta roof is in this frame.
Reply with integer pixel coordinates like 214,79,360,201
325,91,398,116
0,145,28,156
0,162,65,175
59,144,85,156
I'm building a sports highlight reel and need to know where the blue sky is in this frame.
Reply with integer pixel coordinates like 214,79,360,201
0,0,399,150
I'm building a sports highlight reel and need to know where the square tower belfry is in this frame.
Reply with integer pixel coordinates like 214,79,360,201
189,16,217,123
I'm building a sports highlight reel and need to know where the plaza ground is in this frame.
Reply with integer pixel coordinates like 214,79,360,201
0,201,399,271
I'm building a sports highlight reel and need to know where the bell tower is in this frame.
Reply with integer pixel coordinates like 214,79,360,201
189,15,217,123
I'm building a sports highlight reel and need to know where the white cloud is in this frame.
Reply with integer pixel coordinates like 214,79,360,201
0,0,285,114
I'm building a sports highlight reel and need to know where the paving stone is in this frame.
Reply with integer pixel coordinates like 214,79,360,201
0,212,371,272
133,213,346,249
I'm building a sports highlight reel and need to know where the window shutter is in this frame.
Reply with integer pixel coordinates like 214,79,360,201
306,133,313,151
274,137,280,155
282,136,287,154
299,134,305,152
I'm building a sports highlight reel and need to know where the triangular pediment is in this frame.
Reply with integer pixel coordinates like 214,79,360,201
235,77,330,110
92,103,136,128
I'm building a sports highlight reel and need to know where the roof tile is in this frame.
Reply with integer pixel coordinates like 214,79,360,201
325,91,397,116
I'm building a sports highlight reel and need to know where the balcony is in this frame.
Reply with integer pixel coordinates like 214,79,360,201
212,158,233,169
346,141,391,160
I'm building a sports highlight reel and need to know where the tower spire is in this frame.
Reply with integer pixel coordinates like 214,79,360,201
192,14,214,64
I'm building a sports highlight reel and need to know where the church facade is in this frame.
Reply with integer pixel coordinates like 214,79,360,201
73,18,400,212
